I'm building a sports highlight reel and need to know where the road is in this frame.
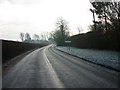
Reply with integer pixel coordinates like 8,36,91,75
3,45,119,88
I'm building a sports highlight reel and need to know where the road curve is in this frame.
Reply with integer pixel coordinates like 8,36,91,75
3,45,119,88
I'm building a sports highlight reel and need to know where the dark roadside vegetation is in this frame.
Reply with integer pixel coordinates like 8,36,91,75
52,2,120,51
2,40,48,64
52,18,120,51
70,30,120,51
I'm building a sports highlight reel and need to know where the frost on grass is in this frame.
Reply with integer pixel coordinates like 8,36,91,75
56,46,119,70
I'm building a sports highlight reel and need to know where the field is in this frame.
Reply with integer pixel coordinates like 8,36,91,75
2,40,48,64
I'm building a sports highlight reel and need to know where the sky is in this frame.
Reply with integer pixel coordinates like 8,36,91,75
0,0,93,41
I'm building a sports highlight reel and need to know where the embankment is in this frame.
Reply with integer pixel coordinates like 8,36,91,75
2,40,48,64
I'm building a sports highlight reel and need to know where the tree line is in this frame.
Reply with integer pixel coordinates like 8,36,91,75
51,1,120,51
19,1,120,50
20,32,50,44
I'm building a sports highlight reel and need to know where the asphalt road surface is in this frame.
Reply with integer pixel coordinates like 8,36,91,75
3,45,119,88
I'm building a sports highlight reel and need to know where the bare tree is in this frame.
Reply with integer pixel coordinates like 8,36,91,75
25,33,31,42
90,1,120,32
40,33,46,41
39,32,49,41
77,26,83,34
20,33,24,42
45,32,50,41
33,34,39,41
52,18,70,46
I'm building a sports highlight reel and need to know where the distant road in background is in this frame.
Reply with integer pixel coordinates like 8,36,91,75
3,45,119,88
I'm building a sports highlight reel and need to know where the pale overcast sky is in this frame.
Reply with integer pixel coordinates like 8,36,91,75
0,0,93,41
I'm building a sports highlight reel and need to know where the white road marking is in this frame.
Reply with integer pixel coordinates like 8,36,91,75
43,47,65,88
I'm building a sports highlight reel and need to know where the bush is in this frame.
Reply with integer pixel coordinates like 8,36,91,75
70,30,120,51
